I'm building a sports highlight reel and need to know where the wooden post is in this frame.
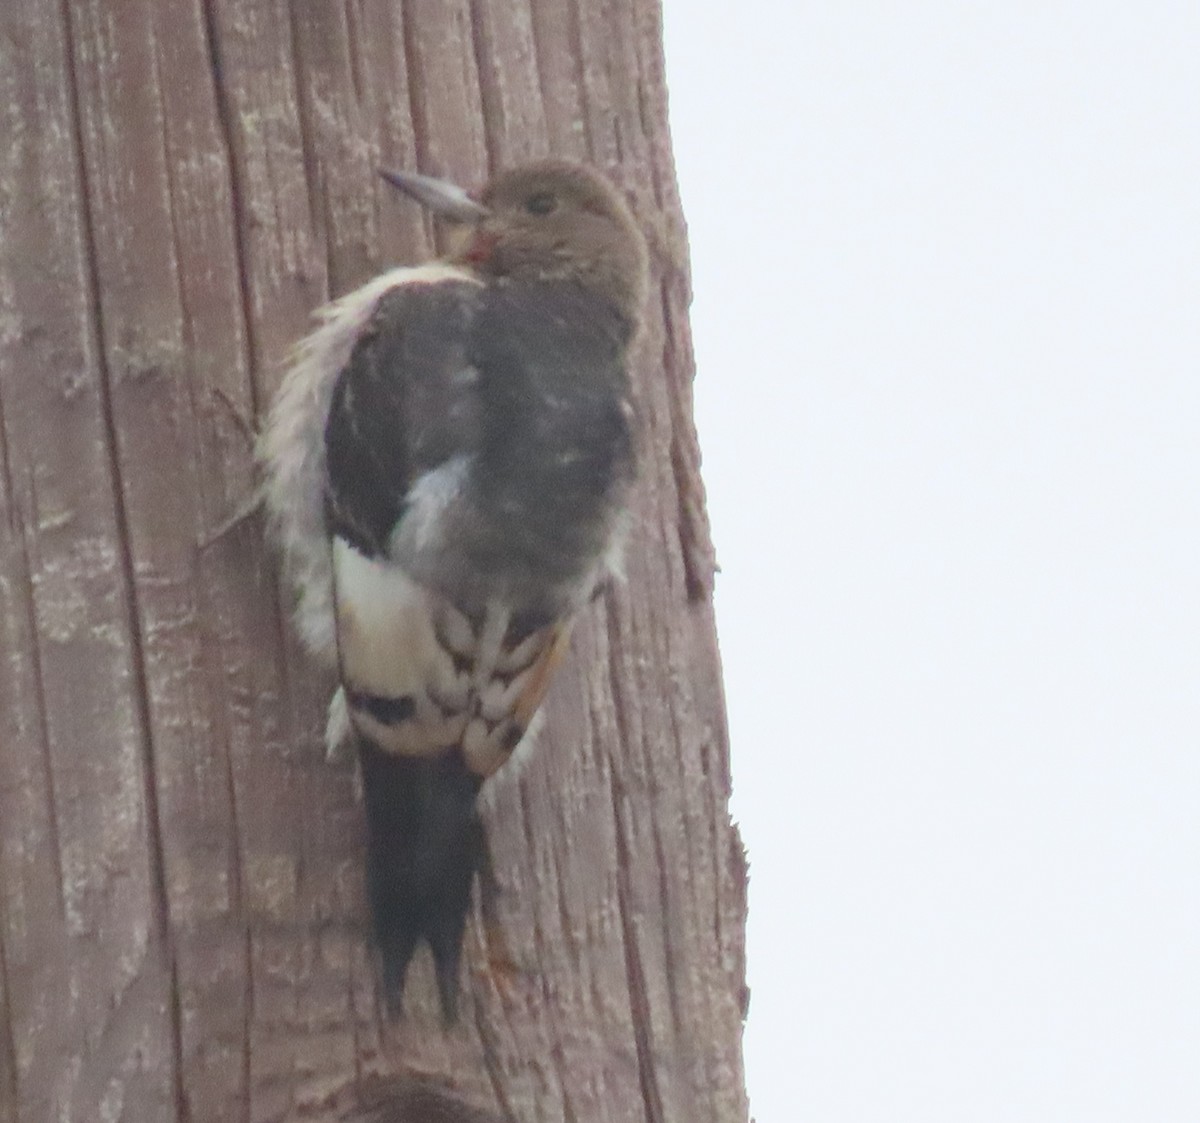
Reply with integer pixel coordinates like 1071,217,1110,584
0,2,747,1119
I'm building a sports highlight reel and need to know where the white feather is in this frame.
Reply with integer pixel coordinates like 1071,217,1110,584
386,455,470,560
324,685,351,760
332,537,452,701
258,262,482,664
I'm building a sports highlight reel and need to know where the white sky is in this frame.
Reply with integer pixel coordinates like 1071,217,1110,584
662,4,1199,1120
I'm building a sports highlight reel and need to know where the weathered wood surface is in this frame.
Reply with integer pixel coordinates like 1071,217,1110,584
0,2,746,1121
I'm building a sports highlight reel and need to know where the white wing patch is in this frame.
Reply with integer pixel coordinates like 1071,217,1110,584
258,262,483,665
334,538,480,699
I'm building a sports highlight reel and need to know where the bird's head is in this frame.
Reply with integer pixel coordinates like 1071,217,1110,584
380,159,649,327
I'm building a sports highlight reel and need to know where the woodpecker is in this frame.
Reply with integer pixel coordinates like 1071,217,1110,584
259,159,649,1023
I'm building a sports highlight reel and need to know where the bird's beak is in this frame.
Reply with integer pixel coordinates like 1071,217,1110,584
378,168,490,223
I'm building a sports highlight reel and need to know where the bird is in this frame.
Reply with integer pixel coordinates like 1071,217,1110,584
258,159,649,1024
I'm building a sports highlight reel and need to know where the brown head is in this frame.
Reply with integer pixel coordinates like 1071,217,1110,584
380,160,649,328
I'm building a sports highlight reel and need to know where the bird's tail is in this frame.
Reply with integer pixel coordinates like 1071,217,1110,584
357,735,483,1024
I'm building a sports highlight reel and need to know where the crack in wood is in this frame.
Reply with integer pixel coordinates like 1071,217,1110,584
601,604,668,1123
285,0,326,270
607,776,668,1123
465,0,498,178
343,0,365,107
199,0,263,416
513,778,578,1119
0,887,18,1122
400,4,431,175
1,420,69,936
565,0,596,159
56,1,189,1118
472,1000,521,1123
659,284,716,603
215,617,253,1123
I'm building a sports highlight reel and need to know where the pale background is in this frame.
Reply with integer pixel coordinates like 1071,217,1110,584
662,3,1199,1120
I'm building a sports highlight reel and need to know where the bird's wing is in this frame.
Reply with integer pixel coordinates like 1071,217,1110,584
260,263,481,664
322,275,484,554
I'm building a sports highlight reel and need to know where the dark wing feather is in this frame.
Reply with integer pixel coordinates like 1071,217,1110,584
323,278,483,557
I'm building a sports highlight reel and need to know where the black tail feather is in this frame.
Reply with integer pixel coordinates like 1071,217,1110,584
357,737,483,1024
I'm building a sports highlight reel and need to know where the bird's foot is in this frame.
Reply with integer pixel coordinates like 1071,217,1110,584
473,917,533,1004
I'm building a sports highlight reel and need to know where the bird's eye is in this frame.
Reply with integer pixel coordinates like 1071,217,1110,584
525,192,558,216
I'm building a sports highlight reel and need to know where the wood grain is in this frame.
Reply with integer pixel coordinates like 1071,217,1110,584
0,1,746,1120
